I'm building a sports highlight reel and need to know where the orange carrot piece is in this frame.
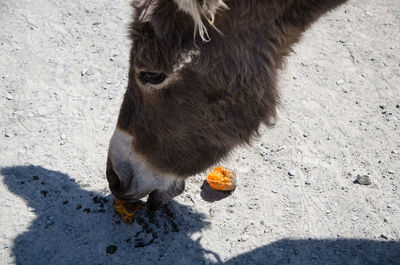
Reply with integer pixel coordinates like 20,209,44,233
206,166,237,191
114,198,141,224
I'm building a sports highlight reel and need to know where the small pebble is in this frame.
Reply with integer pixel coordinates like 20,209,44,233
106,245,118,254
336,79,345,85
341,87,349,93
356,175,372,185
60,133,66,140
379,234,388,240
6,94,13,100
303,132,309,137
305,181,312,185
277,164,282,169
5,130,12,137
311,253,320,260
238,235,249,242
388,170,394,174
271,189,278,193
288,170,296,176
276,146,286,152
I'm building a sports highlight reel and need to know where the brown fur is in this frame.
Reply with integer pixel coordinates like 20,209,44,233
116,0,348,177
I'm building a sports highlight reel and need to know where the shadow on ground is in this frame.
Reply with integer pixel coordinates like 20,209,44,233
200,181,232,202
224,238,400,265
1,165,215,265
2,165,399,265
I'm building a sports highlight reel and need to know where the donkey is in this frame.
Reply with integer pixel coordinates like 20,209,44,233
107,0,348,210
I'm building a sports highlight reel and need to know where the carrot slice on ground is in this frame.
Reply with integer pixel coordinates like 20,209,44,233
114,198,141,224
206,166,237,191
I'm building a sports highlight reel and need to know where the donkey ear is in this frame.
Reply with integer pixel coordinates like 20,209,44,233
173,0,227,41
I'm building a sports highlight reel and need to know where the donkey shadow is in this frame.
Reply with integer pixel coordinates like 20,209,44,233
2,165,400,265
224,238,400,265
1,165,217,265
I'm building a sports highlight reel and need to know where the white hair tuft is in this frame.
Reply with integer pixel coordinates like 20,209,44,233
173,0,227,42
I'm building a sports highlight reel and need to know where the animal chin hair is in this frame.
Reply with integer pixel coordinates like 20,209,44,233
173,0,227,42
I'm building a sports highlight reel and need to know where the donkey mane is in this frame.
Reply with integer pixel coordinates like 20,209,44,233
173,0,227,41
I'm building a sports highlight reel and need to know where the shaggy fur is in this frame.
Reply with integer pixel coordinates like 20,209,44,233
116,0,348,178
173,0,227,41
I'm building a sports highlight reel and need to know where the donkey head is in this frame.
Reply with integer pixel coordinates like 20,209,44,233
106,0,346,209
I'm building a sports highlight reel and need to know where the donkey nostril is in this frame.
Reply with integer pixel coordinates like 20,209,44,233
106,166,122,193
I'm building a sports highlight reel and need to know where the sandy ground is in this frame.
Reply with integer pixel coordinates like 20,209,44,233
1,0,399,264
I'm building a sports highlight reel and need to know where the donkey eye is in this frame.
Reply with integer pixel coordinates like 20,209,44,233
138,72,166,85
